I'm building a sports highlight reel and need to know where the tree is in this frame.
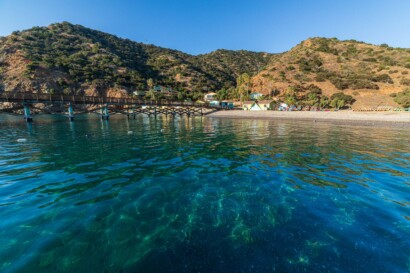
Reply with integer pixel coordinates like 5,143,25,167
304,91,320,107
145,88,156,101
329,92,354,109
145,78,156,101
284,88,298,106
177,91,186,102
336,99,345,109
216,88,230,100
230,87,241,100
307,92,319,101
330,92,354,105
236,73,251,102
306,84,322,94
147,78,154,90
285,95,297,106
319,96,330,108
191,91,203,101
156,92,165,102
329,98,339,109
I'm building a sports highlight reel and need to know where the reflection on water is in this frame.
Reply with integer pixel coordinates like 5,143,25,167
0,114,409,272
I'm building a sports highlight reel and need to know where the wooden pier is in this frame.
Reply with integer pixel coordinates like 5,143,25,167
121,106,206,118
0,92,227,121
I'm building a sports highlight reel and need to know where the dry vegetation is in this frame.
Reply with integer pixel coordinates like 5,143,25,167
0,23,409,108
252,38,410,108
0,22,271,99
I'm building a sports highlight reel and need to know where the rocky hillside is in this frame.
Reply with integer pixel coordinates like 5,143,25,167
252,38,410,108
0,22,272,97
0,23,409,108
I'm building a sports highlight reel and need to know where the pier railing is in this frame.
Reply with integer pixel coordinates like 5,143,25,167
0,92,220,108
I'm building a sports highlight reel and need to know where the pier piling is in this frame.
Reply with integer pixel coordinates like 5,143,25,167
23,104,33,122
68,103,74,121
101,104,109,120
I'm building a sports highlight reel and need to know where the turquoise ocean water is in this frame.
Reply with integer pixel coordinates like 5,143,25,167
0,114,409,272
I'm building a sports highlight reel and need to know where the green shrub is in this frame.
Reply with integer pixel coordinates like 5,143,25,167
377,65,388,71
394,88,410,107
298,56,323,73
302,90,320,105
329,76,379,90
350,80,379,90
315,72,328,82
330,92,355,108
400,79,410,86
279,71,286,80
315,38,339,55
3,22,275,94
346,45,358,56
284,93,297,106
330,78,349,90
380,57,397,66
363,58,377,62
319,96,330,108
306,84,322,94
372,74,393,84
294,73,311,82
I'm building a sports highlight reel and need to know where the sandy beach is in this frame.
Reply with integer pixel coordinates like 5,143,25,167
207,110,410,124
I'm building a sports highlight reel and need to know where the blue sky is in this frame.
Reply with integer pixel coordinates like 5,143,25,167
0,0,409,55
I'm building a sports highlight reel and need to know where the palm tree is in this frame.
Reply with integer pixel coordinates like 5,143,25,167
236,73,251,103
146,88,156,103
146,78,156,103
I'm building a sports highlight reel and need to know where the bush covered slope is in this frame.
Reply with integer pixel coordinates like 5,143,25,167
0,22,272,96
0,23,409,108
252,38,410,108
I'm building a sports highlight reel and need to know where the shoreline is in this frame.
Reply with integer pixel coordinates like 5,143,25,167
207,110,410,126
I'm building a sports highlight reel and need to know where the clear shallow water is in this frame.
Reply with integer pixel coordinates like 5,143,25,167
0,114,410,273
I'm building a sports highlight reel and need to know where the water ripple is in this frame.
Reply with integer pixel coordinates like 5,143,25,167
0,115,409,273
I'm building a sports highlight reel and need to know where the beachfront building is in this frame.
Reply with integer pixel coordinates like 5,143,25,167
220,101,234,109
242,101,254,110
250,92,263,100
204,92,217,102
278,103,289,111
243,100,273,111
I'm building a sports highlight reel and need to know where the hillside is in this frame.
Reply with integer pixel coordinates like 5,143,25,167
252,38,410,108
0,23,409,108
0,22,272,98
